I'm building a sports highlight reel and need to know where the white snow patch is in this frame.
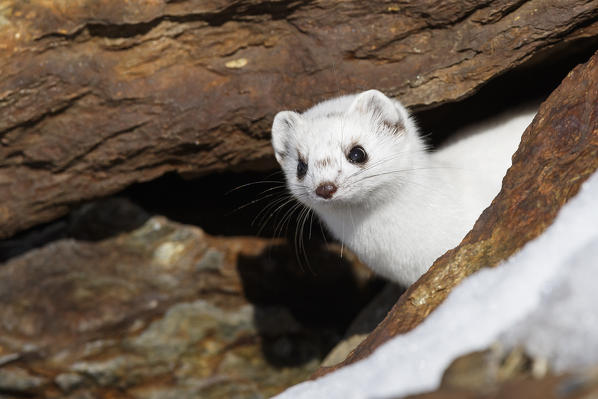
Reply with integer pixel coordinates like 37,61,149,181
276,170,598,399
500,241,598,372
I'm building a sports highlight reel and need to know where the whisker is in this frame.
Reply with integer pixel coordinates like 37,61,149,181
294,206,311,273
308,208,314,240
352,167,453,182
256,196,297,235
301,208,315,274
252,194,293,229
318,218,329,244
275,202,304,238
228,190,286,215
351,171,450,197
226,179,286,195
345,158,413,184
346,149,442,180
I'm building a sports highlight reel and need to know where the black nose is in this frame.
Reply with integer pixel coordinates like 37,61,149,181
315,182,337,199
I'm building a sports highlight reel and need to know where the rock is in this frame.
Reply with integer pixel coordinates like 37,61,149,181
402,370,598,399
439,347,538,393
0,197,150,262
1,0,598,238
0,200,378,398
313,49,598,377
0,366,47,392
321,283,403,368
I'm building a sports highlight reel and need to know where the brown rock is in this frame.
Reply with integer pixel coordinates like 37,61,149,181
403,368,598,399
0,200,377,398
439,347,537,393
313,49,598,377
1,1,598,238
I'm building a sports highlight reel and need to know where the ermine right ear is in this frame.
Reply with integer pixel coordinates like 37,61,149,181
348,90,405,132
271,111,301,165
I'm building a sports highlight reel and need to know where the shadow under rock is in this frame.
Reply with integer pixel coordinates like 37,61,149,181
237,240,385,368
0,169,285,263
0,198,150,263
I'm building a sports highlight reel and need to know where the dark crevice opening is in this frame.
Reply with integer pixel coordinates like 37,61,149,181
415,36,598,147
123,171,293,237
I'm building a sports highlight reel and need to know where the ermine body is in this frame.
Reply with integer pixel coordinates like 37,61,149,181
271,90,535,286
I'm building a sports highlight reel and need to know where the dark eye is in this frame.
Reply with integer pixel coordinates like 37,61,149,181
347,145,367,164
297,159,308,179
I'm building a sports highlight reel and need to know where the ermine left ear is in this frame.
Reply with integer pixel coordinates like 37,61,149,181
271,111,301,165
348,90,404,131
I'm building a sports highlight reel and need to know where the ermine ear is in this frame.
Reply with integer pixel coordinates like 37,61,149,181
348,90,405,131
271,111,301,165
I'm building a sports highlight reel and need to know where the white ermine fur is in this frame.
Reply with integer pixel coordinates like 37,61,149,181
271,90,535,286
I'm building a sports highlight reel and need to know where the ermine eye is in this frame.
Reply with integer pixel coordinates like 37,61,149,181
347,145,367,164
297,159,308,179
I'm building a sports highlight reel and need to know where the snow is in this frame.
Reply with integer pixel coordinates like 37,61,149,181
275,170,598,399
500,242,598,372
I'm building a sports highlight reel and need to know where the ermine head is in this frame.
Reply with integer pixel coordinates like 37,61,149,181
271,90,420,210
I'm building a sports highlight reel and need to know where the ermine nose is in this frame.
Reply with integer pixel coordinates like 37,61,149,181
315,182,337,199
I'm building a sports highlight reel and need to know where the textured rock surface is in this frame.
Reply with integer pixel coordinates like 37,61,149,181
439,347,539,393
1,0,598,238
403,370,598,399
404,345,598,399
314,49,598,377
0,200,378,398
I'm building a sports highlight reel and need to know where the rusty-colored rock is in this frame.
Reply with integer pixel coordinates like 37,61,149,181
1,1,598,238
313,50,598,377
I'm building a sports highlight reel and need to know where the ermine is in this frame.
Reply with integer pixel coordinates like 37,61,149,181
271,90,535,286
